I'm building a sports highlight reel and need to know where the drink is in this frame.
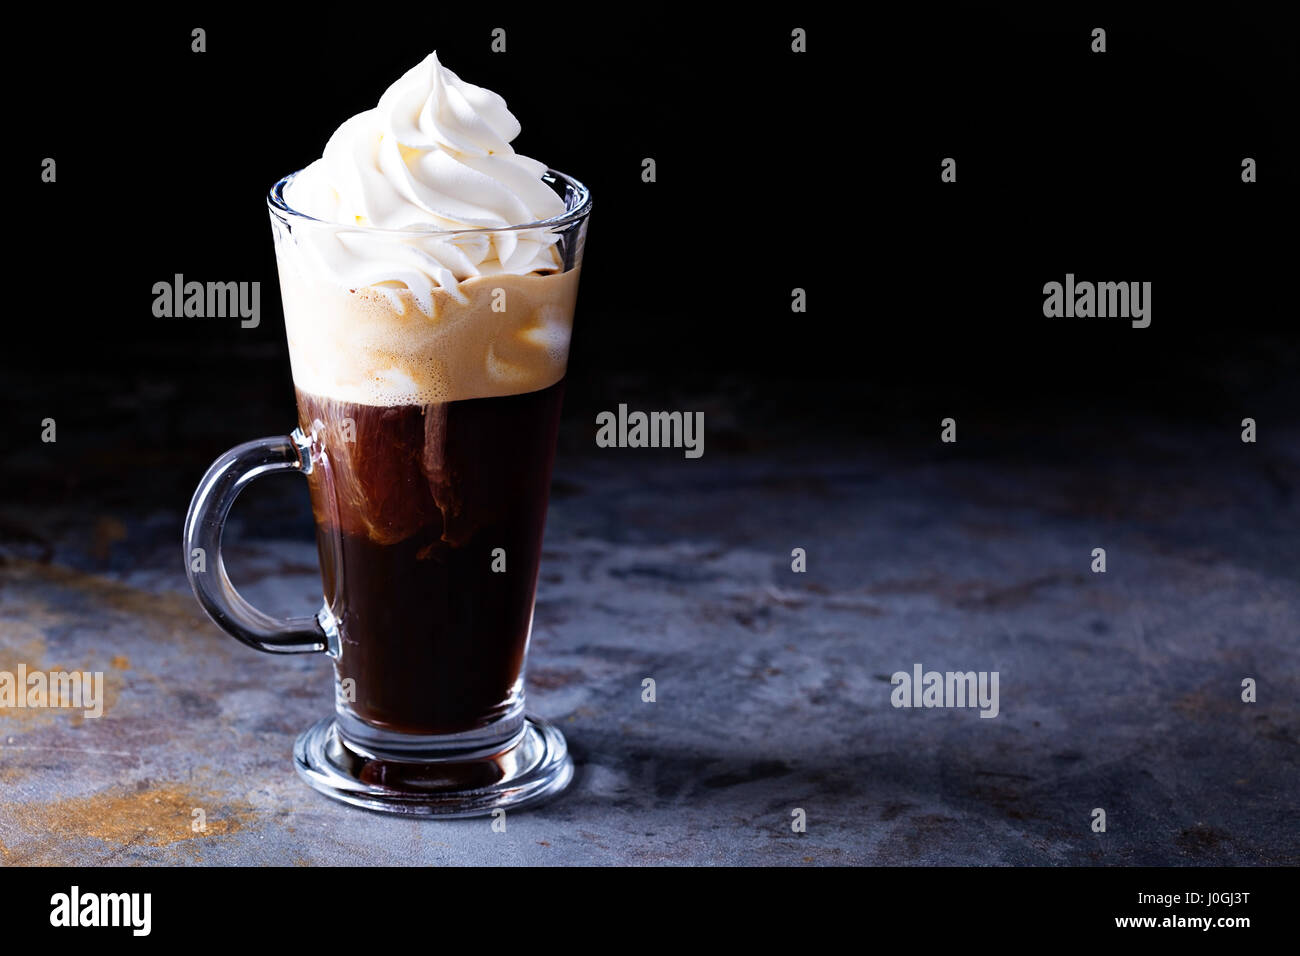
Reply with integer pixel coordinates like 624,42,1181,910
295,380,565,736
184,51,590,815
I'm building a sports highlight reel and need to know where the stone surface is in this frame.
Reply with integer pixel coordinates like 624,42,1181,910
1,376,1298,865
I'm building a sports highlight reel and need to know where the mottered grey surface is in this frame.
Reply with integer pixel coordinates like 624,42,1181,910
1,404,1299,866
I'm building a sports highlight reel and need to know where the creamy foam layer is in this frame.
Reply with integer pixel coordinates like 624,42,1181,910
279,266,579,406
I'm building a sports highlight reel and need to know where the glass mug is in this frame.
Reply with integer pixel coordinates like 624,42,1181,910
183,169,591,816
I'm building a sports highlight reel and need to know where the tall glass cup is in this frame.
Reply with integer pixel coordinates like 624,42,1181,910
183,169,590,816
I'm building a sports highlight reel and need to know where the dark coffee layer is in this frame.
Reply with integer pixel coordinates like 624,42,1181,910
296,380,565,735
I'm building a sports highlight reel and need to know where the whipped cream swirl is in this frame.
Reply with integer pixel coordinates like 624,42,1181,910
282,52,566,312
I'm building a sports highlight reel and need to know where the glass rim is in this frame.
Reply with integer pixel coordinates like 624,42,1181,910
267,166,592,237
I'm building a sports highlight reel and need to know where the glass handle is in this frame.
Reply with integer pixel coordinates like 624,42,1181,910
183,428,332,655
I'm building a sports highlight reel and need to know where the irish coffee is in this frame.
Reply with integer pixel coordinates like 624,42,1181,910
187,50,589,814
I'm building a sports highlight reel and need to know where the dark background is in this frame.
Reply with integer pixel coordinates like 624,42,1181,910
1,4,1297,872
5,4,1297,500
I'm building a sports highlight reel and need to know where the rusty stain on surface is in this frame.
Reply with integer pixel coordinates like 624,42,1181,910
0,561,222,717
0,783,253,863
0,609,51,652
1173,688,1239,719
90,517,129,561
1177,823,1231,855
528,667,583,690
1,560,212,646
0,627,56,726
0,619,125,726
0,624,45,669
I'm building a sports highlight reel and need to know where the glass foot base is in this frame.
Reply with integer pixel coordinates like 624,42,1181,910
293,715,574,818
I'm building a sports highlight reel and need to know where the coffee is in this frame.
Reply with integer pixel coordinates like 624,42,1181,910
295,379,564,735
